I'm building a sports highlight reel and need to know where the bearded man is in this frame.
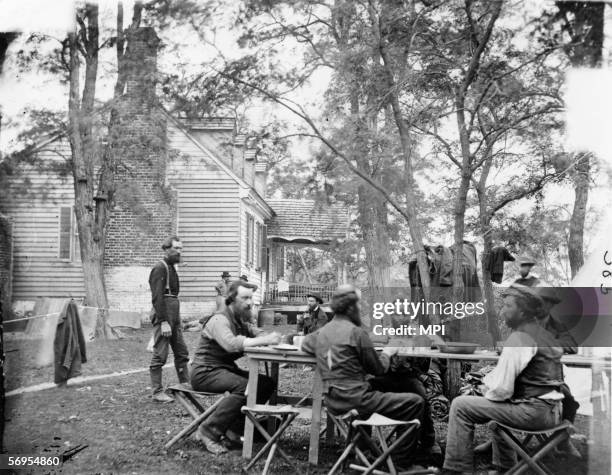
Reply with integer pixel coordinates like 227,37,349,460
441,284,565,475
149,236,190,402
301,284,425,467
297,292,328,334
191,280,281,454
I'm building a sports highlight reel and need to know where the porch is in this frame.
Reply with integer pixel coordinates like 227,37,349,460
263,198,349,309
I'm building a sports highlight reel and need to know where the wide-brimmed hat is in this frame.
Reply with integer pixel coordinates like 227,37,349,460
240,274,248,281
502,283,542,303
306,292,323,304
535,286,561,304
518,255,536,266
222,271,231,278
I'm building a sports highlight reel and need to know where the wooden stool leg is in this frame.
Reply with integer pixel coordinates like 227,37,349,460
328,434,360,475
497,428,548,475
245,413,297,471
262,443,277,475
165,393,226,450
362,424,418,475
512,430,568,475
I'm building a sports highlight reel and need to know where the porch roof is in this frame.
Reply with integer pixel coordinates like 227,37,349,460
267,199,349,244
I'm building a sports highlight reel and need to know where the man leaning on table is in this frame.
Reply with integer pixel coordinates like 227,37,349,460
301,284,426,469
191,280,281,454
441,284,565,475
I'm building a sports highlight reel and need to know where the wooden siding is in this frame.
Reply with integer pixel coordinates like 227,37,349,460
4,121,263,303
239,200,267,304
167,121,241,299
174,180,240,299
1,139,86,299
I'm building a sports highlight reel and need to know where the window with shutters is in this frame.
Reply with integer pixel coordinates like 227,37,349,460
259,224,267,271
58,207,79,261
246,213,254,265
255,222,261,270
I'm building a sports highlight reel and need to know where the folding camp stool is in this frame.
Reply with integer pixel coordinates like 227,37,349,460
329,412,431,475
488,420,574,475
241,404,301,475
164,384,230,450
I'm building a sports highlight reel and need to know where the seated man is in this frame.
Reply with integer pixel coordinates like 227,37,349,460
442,284,565,475
191,280,281,454
302,284,425,467
297,292,329,334
535,286,581,456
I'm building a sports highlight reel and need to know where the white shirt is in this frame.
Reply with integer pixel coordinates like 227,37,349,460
483,331,563,401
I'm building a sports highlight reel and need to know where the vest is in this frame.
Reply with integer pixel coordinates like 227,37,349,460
513,322,564,399
192,308,250,369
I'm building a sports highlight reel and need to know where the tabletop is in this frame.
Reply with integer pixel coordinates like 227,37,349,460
244,345,610,368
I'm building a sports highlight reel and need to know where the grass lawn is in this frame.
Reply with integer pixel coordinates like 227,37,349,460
4,327,603,474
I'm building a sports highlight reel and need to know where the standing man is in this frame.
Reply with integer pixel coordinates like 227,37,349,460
441,284,564,475
297,292,328,334
514,255,540,287
149,236,190,403
301,285,426,468
191,281,281,454
214,271,232,313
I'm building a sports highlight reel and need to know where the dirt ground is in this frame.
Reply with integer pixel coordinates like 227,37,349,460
3,327,603,474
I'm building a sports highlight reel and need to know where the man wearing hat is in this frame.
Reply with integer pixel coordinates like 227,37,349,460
441,284,565,475
535,286,581,431
297,292,329,334
514,255,540,287
214,271,232,312
239,274,248,282
301,285,426,468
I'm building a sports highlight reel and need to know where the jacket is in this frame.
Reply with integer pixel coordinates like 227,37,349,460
54,300,87,384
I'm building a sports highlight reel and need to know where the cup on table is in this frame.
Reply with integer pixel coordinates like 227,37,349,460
293,335,305,349
495,341,504,355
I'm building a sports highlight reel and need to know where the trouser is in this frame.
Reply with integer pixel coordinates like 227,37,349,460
325,386,425,461
191,365,275,438
560,382,579,422
369,373,436,448
149,297,190,394
443,395,562,472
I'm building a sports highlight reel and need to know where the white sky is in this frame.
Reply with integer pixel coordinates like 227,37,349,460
1,0,611,260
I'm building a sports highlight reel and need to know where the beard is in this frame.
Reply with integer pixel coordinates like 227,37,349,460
504,313,526,330
346,305,361,326
234,305,253,322
167,252,181,265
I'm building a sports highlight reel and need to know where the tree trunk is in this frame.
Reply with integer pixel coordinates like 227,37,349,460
480,224,501,346
559,2,603,277
67,7,116,339
568,153,590,277
358,184,392,293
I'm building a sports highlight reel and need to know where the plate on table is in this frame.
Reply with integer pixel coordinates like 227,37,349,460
271,344,300,351
437,342,478,354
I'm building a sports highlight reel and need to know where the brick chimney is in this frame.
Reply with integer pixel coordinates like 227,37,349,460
105,27,174,273
124,27,160,103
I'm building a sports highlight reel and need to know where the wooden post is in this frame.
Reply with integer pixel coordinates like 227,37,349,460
446,359,462,400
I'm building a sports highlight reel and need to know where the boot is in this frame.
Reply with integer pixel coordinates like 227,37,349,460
150,367,165,395
176,364,190,386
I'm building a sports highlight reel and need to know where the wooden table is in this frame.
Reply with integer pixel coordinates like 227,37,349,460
242,346,324,465
377,348,611,398
242,346,610,466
